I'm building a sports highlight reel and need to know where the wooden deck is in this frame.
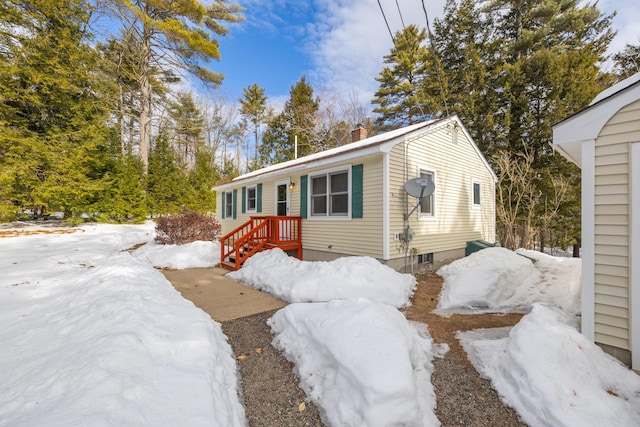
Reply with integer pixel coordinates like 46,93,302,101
219,216,302,270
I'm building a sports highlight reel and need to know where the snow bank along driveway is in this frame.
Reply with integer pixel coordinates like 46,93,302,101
0,223,245,426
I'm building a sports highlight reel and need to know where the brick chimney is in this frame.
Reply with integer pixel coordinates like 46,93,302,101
351,124,367,142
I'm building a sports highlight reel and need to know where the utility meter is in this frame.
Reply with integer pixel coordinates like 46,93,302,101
404,226,414,241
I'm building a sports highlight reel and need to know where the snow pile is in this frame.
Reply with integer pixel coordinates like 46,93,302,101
227,248,416,308
458,304,640,427
269,298,442,427
0,224,245,426
516,249,581,313
437,247,539,312
132,239,221,269
437,247,581,314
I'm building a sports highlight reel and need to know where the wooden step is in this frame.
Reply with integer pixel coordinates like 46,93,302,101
220,260,237,271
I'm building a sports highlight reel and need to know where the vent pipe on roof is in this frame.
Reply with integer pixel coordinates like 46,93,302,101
351,124,367,142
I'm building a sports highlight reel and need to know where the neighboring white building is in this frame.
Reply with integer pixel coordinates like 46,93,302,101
214,115,496,273
553,73,640,369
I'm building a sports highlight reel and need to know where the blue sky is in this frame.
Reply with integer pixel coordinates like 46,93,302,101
209,0,640,107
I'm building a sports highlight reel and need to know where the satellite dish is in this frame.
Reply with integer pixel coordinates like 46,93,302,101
404,177,435,198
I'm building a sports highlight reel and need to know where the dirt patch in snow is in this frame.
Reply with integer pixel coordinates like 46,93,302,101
404,275,527,426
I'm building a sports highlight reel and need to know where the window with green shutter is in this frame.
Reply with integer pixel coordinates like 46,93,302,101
256,184,262,213
223,191,234,219
300,175,307,218
305,164,363,219
232,189,237,219
352,164,363,219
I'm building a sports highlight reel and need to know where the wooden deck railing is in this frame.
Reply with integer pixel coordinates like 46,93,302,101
219,216,302,270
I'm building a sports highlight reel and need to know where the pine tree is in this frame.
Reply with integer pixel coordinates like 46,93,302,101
259,113,291,165
97,0,244,172
0,0,114,220
91,149,147,223
372,25,432,131
613,42,640,79
186,147,218,213
147,133,191,215
168,92,206,166
286,76,320,157
486,0,614,160
239,83,271,167
259,77,320,165
419,0,615,249
429,0,500,155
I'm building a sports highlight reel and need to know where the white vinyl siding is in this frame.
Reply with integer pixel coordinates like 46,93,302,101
302,157,384,258
388,124,496,261
591,98,640,352
217,157,385,259
214,118,496,267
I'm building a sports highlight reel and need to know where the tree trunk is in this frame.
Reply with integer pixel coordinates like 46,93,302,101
254,125,259,163
139,22,152,174
119,83,126,157
573,237,581,258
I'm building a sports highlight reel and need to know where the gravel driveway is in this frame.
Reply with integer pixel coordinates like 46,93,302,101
173,272,528,426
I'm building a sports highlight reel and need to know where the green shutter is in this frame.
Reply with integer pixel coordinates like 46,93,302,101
352,164,363,219
232,189,237,219
241,187,246,213
300,175,308,219
221,191,226,219
257,183,262,213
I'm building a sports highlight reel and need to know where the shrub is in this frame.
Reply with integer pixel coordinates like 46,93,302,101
155,210,221,245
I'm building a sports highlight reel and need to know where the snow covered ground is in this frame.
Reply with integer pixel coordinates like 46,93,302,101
459,304,640,426
438,247,640,426
3,224,639,427
227,248,416,308
132,238,220,269
0,223,244,426
437,247,581,314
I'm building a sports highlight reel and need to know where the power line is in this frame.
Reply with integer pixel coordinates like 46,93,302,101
421,0,449,116
377,0,394,42
395,0,406,29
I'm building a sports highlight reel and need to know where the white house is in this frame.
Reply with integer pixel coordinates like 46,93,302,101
553,73,640,369
214,115,496,273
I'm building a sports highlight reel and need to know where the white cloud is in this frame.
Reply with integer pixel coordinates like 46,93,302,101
305,0,445,102
303,0,636,104
598,0,640,54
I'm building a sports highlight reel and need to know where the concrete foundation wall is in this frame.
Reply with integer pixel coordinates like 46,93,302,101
598,343,632,369
302,247,464,274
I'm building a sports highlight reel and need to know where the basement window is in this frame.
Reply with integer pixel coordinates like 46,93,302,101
417,252,434,264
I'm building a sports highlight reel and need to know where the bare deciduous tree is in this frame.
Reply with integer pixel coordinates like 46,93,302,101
494,145,540,250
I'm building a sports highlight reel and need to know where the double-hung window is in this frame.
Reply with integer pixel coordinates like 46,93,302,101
246,186,257,212
310,169,349,217
224,192,233,218
419,169,435,218
472,180,481,208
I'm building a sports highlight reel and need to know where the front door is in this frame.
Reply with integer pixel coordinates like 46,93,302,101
275,179,290,216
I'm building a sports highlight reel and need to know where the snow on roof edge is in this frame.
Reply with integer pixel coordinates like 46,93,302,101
217,119,440,186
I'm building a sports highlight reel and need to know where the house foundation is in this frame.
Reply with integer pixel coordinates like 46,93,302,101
303,247,464,275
